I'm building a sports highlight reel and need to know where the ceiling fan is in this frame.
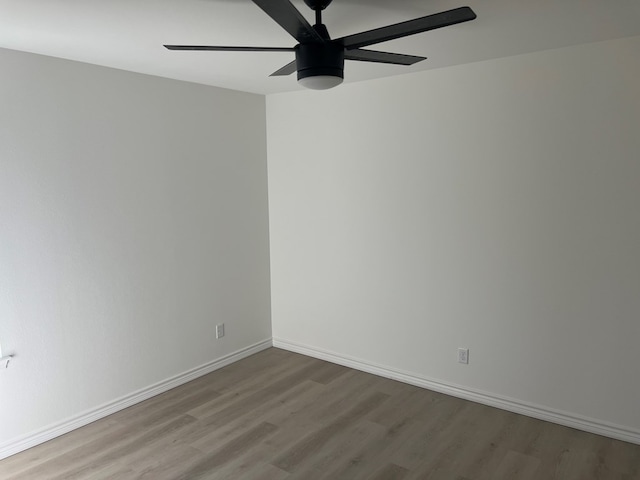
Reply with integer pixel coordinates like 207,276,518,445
164,0,477,90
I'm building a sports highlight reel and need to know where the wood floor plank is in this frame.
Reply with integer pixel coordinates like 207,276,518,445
306,360,351,385
294,420,387,479
273,372,365,423
109,441,202,478
175,422,278,480
85,463,137,480
322,405,448,480
409,404,502,479
306,370,394,424
114,387,221,430
368,463,410,480
206,440,291,480
0,419,123,478
232,464,291,480
603,437,640,476
133,445,206,480
390,399,473,470
186,359,325,424
48,415,199,480
452,407,524,479
549,431,626,480
523,422,592,479
187,379,323,452
272,391,390,473
492,450,541,480
107,381,219,427
5,415,197,480
368,386,444,428
1,348,639,480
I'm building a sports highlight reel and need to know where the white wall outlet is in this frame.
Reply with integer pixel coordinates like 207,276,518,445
458,348,469,364
216,323,225,339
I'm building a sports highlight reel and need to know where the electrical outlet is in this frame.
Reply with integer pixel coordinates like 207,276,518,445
216,323,225,339
458,348,469,364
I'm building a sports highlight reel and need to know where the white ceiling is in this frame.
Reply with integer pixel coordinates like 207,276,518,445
1,0,639,95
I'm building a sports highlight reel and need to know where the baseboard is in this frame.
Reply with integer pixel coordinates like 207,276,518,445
273,337,640,446
4,336,637,460
0,338,272,460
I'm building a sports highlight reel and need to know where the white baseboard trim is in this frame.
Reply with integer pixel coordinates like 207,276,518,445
273,337,640,446
0,338,272,460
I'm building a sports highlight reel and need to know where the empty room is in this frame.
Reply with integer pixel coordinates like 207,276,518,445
1,0,639,478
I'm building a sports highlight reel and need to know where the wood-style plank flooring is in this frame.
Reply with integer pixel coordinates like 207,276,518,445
1,348,638,479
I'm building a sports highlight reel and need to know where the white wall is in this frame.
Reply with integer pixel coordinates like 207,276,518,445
267,36,640,437
0,48,271,449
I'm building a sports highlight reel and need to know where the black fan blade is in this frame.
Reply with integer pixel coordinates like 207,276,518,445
252,0,324,44
339,6,476,50
270,59,297,76
345,49,426,66
164,45,295,52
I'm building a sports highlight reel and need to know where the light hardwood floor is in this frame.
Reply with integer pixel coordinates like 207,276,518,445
1,348,638,479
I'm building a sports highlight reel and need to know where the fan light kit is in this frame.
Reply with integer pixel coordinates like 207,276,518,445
165,0,477,90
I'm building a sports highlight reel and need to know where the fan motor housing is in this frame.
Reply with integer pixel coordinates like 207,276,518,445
295,42,344,82
303,0,333,10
